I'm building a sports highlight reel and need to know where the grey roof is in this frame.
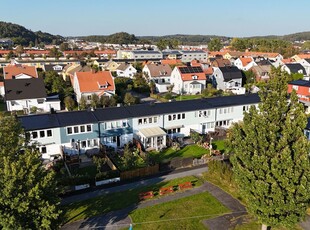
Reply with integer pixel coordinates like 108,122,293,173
4,78,47,100
19,113,60,131
219,66,243,82
18,93,260,131
44,64,66,72
288,79,310,87
146,64,172,77
116,63,131,71
131,50,162,55
56,110,98,127
181,50,207,54
285,63,306,75
162,50,182,55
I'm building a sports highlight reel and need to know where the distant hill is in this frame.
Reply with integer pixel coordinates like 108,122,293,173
0,21,63,46
80,32,310,46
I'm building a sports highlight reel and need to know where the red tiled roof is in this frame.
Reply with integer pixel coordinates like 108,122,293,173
0,50,11,55
3,65,38,79
282,58,293,64
177,66,206,81
204,67,213,75
240,57,253,67
161,59,182,65
94,50,116,55
25,50,49,55
76,71,115,93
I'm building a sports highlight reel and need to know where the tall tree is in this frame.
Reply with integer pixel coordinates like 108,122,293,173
208,38,223,51
90,93,100,108
227,68,310,230
0,115,62,229
79,96,88,110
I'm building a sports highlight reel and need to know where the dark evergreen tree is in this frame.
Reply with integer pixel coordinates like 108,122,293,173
228,68,310,229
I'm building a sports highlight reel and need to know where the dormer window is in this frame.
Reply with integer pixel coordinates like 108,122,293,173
192,75,198,80
98,81,109,89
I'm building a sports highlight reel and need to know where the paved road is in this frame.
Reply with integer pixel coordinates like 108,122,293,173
62,166,209,205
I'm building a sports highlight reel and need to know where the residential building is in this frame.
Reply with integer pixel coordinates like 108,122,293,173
298,59,310,76
281,63,307,76
234,57,257,71
3,64,38,79
142,63,172,93
211,58,231,67
212,66,243,91
288,79,310,106
180,50,208,63
117,50,163,60
73,70,115,103
116,63,137,78
18,93,260,159
4,78,61,112
43,64,66,74
251,65,272,82
170,65,206,95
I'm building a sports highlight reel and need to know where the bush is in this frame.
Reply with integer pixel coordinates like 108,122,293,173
58,174,93,186
95,170,120,181
208,160,234,183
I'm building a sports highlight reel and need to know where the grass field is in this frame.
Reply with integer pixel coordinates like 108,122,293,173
62,176,204,224
175,94,202,101
149,144,209,163
129,192,230,230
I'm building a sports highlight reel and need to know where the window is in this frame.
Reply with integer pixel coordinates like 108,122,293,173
138,119,142,124
154,117,158,123
143,118,147,124
41,146,47,154
149,117,152,123
87,95,91,100
40,131,45,138
32,131,38,139
81,141,87,148
87,125,92,132
80,126,85,133
87,140,91,147
173,114,176,120
177,114,181,120
177,128,181,132
94,139,98,146
182,113,185,119
74,126,79,133
67,127,72,134
168,115,172,121
47,130,52,137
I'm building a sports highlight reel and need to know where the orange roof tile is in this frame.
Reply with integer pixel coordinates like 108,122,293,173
0,82,3,86
0,50,11,55
94,50,116,55
161,59,182,65
296,54,310,59
177,66,206,81
208,51,225,57
25,50,49,55
204,67,213,75
282,58,293,64
240,57,253,67
76,71,115,93
3,65,38,79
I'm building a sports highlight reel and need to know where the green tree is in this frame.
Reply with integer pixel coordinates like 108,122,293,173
208,38,223,51
242,70,256,84
0,115,62,229
5,50,14,60
227,68,310,229
79,96,88,110
64,96,75,111
49,47,62,59
123,92,136,105
91,93,100,108
301,41,310,51
15,45,24,58
59,42,69,52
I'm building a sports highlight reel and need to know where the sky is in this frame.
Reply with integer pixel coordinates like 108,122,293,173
1,0,310,37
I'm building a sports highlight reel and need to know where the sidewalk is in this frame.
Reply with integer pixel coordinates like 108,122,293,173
62,165,209,205
61,180,247,230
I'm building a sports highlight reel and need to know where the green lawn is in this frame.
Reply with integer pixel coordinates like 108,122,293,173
62,176,204,224
129,192,230,230
175,94,202,101
149,145,209,163
212,140,227,152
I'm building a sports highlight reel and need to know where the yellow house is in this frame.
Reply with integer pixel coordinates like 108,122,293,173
104,60,120,71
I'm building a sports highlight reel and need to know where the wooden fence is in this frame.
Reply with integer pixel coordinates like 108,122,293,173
120,164,159,180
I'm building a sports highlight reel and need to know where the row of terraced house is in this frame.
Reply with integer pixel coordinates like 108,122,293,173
18,93,260,160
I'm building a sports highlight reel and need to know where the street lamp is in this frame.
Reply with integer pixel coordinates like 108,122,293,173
210,137,213,155
77,139,81,164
